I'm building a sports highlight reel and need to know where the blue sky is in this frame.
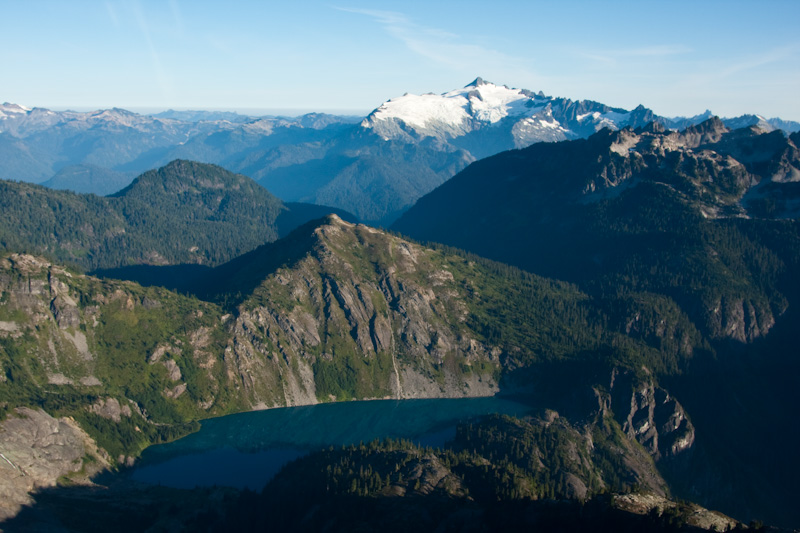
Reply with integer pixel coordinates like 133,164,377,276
3,0,800,119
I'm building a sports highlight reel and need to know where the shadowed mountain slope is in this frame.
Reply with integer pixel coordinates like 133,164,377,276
393,119,800,526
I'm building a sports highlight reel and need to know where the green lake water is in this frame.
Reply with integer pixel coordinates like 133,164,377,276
130,396,532,490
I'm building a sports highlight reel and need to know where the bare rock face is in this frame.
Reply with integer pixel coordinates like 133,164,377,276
49,275,81,330
0,408,91,521
0,254,101,386
610,369,695,460
1,256,52,321
1,257,82,331
704,295,777,343
148,343,181,364
612,492,739,531
562,473,588,500
88,397,132,423
163,359,183,381
400,453,467,498
163,384,188,400
223,311,318,409
222,217,500,407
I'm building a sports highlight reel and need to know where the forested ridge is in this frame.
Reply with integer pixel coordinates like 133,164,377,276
0,160,284,270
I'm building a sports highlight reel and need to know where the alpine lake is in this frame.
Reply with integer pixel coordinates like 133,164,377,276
128,396,533,491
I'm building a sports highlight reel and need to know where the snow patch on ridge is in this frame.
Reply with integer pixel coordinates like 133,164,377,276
445,82,534,123
367,93,470,129
0,103,32,119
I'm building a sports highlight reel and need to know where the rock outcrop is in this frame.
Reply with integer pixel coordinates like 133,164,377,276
88,398,133,423
0,408,108,521
612,492,738,531
704,295,779,343
610,369,695,460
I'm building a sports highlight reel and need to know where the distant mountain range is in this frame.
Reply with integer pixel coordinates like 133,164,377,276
3,80,798,223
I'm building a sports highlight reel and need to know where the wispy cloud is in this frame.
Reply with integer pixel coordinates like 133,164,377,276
704,44,799,81
627,43,800,118
131,0,173,98
577,44,692,67
669,44,800,95
337,7,536,77
104,2,120,27
168,0,186,38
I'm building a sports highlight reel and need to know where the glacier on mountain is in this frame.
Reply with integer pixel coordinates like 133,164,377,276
360,77,648,145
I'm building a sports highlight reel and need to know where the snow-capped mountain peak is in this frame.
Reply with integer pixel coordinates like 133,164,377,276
444,78,546,123
0,102,33,119
361,78,557,142
363,78,800,150
465,76,489,87
360,79,651,148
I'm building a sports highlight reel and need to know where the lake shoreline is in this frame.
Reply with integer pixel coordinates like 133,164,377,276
127,395,536,491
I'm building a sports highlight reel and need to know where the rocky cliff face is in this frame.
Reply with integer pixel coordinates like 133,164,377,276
219,216,500,407
0,408,109,521
0,254,101,387
702,295,779,343
609,369,695,461
574,118,800,224
577,119,764,217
